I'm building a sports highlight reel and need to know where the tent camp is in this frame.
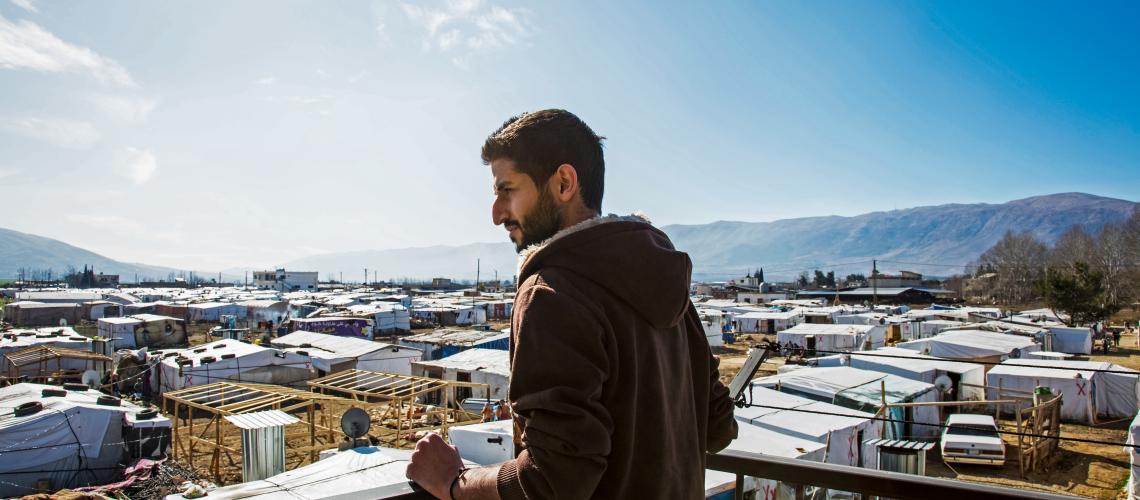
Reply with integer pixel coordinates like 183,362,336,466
271,330,422,376
847,347,986,401
753,366,940,439
734,386,881,468
242,300,292,325
411,348,510,401
986,359,1139,424
895,329,1040,365
344,304,412,333
698,309,726,347
777,323,885,353
153,340,314,394
0,383,170,498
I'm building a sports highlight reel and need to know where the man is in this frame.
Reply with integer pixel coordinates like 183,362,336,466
406,109,738,499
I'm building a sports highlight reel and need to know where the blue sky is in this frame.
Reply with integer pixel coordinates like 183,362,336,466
1,0,1137,271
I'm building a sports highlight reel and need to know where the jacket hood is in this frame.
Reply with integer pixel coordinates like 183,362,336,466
518,214,693,329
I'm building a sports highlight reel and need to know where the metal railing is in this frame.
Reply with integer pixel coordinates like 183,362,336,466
706,449,1081,500
382,449,1083,499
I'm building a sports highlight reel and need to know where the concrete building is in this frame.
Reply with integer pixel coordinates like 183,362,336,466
253,268,319,292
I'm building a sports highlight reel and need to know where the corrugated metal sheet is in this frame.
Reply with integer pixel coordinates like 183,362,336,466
864,438,934,451
224,410,300,430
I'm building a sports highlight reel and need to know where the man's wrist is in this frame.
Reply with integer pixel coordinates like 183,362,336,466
449,467,467,500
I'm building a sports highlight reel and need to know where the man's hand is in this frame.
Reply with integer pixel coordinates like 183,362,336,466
406,433,464,499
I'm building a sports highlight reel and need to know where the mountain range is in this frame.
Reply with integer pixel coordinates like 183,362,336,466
1,193,1134,283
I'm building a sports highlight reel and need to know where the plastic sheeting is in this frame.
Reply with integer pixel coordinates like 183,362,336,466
895,329,1040,360
849,347,986,401
986,359,1139,424
777,324,885,352
154,340,314,394
735,386,881,469
754,366,939,439
1128,413,1140,500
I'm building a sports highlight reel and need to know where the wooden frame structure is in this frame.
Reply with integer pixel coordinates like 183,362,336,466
307,369,487,446
162,381,357,482
4,345,110,383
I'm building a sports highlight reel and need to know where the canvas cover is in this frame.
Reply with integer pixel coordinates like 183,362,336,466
987,359,1139,423
0,383,169,497
849,347,986,401
154,340,313,393
754,366,939,439
735,386,881,468
895,329,1040,360
777,324,885,352
271,330,421,375
172,447,423,499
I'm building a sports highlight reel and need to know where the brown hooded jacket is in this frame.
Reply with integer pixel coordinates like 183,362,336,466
496,215,738,499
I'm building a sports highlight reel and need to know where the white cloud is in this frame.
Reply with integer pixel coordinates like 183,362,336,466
117,147,157,185
2,116,100,149
89,94,156,123
254,76,277,85
0,14,135,85
401,0,532,64
9,0,36,13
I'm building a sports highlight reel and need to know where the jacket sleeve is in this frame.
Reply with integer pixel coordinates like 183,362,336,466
497,281,612,500
705,349,738,453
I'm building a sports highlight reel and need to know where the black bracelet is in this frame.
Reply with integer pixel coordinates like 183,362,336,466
449,467,467,500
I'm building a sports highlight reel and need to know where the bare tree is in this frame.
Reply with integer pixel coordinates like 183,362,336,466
976,231,1048,305
1095,222,1133,309
1049,226,1096,272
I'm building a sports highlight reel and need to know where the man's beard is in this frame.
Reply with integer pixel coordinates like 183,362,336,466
511,189,563,253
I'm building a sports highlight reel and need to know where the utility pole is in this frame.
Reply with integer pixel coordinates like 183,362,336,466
476,258,481,292
365,268,368,287
872,259,878,307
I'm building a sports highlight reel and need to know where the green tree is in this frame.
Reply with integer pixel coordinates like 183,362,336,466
1036,262,1119,326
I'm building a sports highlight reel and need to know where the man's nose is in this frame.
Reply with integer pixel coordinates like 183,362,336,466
492,199,507,226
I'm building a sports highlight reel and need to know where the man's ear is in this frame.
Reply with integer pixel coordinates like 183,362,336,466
551,163,578,203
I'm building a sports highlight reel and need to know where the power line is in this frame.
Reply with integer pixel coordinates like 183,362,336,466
800,347,1140,376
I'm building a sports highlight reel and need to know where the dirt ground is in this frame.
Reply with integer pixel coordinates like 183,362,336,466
712,331,1139,499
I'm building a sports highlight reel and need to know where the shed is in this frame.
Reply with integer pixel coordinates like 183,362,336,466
777,323,885,353
848,347,986,401
754,366,940,439
272,330,422,376
399,328,510,361
412,348,510,402
986,359,1139,424
154,340,314,394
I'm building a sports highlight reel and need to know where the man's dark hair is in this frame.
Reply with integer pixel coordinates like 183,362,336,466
481,109,605,212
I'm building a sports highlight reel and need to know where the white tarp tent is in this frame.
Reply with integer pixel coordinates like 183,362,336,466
345,304,412,333
0,383,171,497
271,330,422,376
411,348,510,401
704,421,828,500
174,447,427,499
734,386,880,468
895,329,1040,362
777,323,885,353
1045,326,1093,355
0,328,91,374
754,366,940,439
848,347,986,401
153,340,313,394
986,359,1139,424
735,310,801,333
187,302,248,322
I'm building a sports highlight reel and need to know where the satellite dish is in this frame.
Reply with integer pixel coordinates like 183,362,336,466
341,407,371,439
1010,348,1022,359
934,374,954,394
81,370,102,389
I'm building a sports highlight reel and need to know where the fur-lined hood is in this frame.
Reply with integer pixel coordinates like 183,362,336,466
517,212,651,273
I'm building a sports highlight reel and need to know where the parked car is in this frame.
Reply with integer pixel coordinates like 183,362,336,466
940,414,1005,466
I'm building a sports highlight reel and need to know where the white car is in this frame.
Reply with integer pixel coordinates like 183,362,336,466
940,414,1006,466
